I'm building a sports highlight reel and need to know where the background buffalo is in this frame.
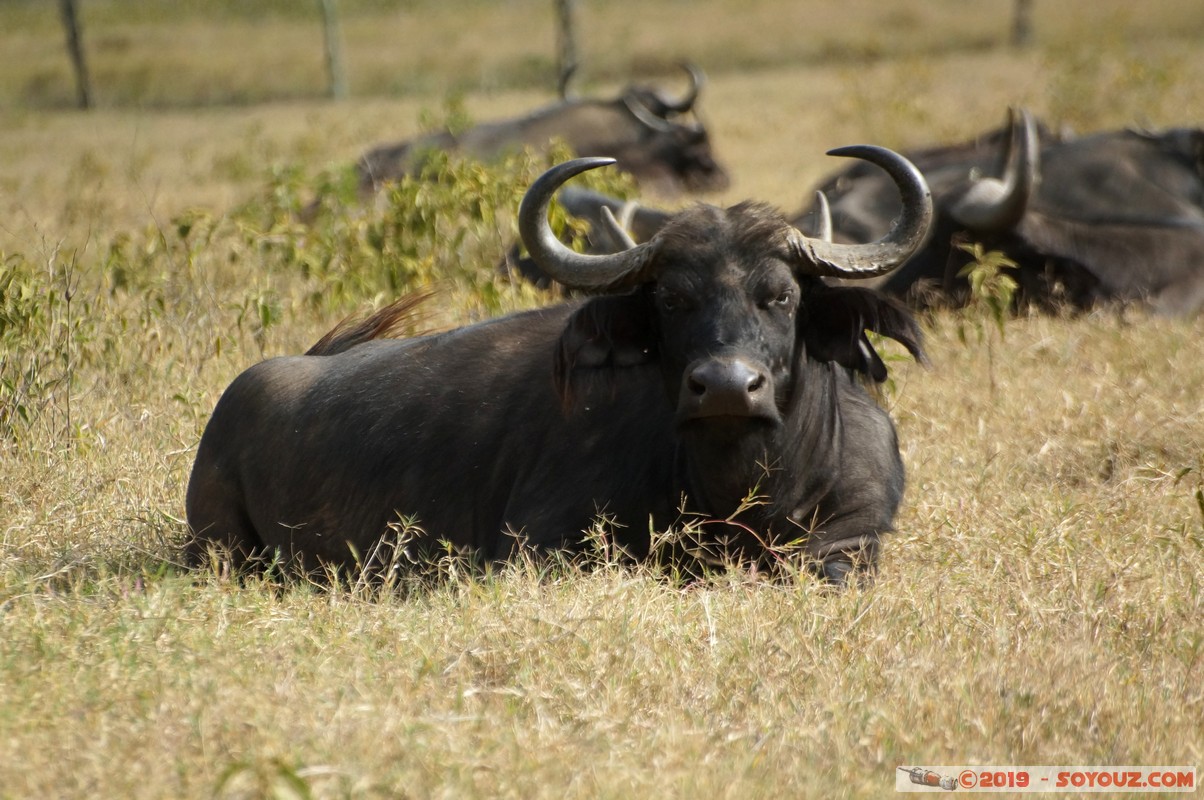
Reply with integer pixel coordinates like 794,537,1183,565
808,111,1204,315
356,64,730,198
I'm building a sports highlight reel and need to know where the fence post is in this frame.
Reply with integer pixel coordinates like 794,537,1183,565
555,0,579,98
319,0,348,100
1011,0,1034,47
59,0,92,109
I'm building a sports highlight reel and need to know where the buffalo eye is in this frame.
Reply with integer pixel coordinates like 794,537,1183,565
656,286,693,314
757,288,796,312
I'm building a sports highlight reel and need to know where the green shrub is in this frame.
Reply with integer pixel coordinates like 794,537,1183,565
954,241,1019,398
233,144,636,317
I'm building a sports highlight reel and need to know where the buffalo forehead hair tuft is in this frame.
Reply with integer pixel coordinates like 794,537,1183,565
651,201,794,258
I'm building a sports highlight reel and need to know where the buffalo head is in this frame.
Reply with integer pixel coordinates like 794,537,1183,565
522,154,930,572
612,63,730,195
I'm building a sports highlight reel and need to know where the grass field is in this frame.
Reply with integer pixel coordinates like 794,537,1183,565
2,1,1203,797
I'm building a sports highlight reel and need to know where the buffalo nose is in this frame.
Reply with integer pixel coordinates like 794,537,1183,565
683,357,773,418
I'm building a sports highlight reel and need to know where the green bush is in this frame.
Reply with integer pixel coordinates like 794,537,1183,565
232,144,636,317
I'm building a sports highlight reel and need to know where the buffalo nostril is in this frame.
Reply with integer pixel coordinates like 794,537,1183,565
681,358,777,419
688,360,767,399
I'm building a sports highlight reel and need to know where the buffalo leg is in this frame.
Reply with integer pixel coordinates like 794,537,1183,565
184,470,264,573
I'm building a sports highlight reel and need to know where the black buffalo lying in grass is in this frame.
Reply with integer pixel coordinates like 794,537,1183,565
186,150,933,584
810,110,1204,315
357,64,730,199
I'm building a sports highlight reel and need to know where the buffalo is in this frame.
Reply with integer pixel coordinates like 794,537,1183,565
808,108,1039,303
356,64,730,198
186,149,933,584
811,110,1204,315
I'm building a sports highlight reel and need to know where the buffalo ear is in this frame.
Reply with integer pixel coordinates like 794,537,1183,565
554,293,657,406
803,284,926,381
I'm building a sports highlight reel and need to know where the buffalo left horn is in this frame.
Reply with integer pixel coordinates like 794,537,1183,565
947,107,1038,233
519,158,660,291
811,191,833,242
623,94,681,134
598,204,640,251
787,145,934,278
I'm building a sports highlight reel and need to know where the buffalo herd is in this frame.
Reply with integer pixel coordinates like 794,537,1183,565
186,66,1204,582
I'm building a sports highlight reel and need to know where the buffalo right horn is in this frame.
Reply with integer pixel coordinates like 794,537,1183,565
786,145,934,278
519,158,660,291
947,107,1038,232
662,62,704,113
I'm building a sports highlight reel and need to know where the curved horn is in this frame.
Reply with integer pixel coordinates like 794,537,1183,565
616,201,639,237
599,205,639,251
519,158,659,290
663,62,705,113
811,191,833,242
786,145,933,278
622,94,679,133
947,107,1038,232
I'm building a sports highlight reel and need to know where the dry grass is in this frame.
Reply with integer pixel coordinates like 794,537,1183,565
1,2,1203,797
